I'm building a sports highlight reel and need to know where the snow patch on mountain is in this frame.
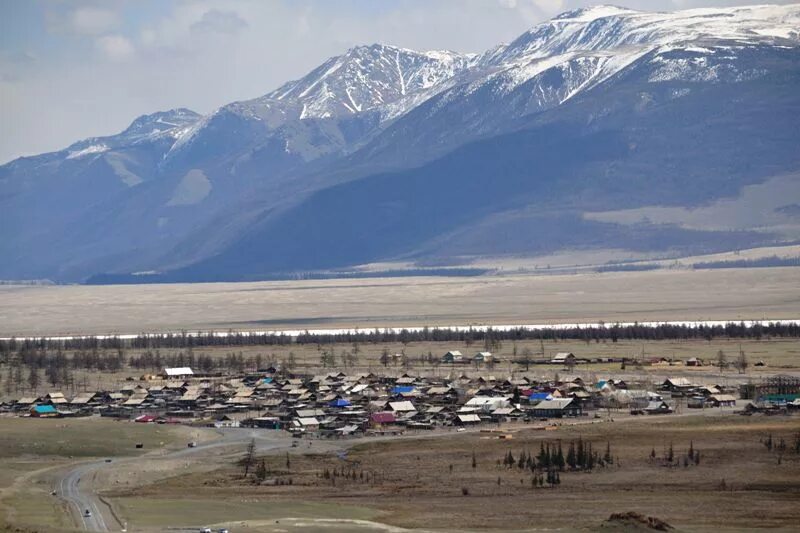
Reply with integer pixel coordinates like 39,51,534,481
66,144,109,160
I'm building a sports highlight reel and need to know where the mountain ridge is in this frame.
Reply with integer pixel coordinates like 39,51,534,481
2,3,799,282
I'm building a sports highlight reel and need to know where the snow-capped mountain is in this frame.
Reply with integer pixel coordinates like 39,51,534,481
268,44,472,118
482,4,799,66
163,44,472,170
2,4,799,282
352,3,800,168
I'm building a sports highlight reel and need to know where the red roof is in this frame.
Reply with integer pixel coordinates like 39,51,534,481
370,412,397,424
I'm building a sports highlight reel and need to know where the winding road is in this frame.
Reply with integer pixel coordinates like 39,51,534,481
57,428,301,531
55,424,487,531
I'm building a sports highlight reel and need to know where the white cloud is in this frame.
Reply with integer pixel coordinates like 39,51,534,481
70,7,119,36
95,34,135,61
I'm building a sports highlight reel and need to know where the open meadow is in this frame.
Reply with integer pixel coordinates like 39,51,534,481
100,414,800,532
0,417,190,532
1,268,799,337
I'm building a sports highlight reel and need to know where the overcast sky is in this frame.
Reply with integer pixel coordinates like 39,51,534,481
1,0,796,163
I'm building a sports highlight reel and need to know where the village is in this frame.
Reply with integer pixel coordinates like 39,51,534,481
4,348,799,438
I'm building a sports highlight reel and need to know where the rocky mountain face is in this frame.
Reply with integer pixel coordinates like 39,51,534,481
2,4,799,282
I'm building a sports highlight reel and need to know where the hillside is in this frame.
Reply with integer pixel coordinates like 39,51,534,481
1,4,799,282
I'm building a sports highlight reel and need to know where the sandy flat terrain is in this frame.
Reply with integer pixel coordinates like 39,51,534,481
0,268,798,337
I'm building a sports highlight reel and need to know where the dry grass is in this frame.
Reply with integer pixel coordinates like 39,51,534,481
124,415,800,531
1,268,799,337
0,417,187,459
0,418,189,532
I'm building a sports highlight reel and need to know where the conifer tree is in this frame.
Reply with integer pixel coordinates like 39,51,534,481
555,442,565,471
567,442,577,469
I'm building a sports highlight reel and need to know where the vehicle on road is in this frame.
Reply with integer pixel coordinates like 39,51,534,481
135,442,144,448
457,427,466,432
199,528,212,533
105,458,113,462
218,529,229,533
84,509,92,518
188,441,197,448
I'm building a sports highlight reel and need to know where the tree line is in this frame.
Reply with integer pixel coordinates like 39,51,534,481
2,321,798,353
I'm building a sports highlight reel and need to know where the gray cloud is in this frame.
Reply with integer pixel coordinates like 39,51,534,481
190,9,248,35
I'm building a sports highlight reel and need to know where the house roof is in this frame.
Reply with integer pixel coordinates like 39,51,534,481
16,397,37,404
371,412,397,423
32,405,58,414
457,414,481,423
388,401,416,412
664,377,692,387
710,394,737,402
164,367,194,376
532,398,575,410
526,392,553,401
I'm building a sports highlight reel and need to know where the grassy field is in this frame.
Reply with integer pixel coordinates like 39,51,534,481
0,418,188,532
0,417,186,458
1,268,799,337
121,414,800,531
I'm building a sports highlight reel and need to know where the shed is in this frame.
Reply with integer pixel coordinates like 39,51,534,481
441,351,465,364
551,352,576,365
708,394,736,407
457,413,481,425
644,400,673,414
474,352,493,363
30,405,59,417
163,367,194,378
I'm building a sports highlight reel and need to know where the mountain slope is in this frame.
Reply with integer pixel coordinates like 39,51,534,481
2,4,799,282
349,3,800,171
164,43,800,281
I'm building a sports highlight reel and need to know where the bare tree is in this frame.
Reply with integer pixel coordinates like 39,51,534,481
737,347,748,374
240,438,257,478
717,349,727,370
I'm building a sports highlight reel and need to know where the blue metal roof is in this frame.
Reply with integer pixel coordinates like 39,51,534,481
329,398,351,407
528,392,552,401
392,386,415,394
33,405,57,414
